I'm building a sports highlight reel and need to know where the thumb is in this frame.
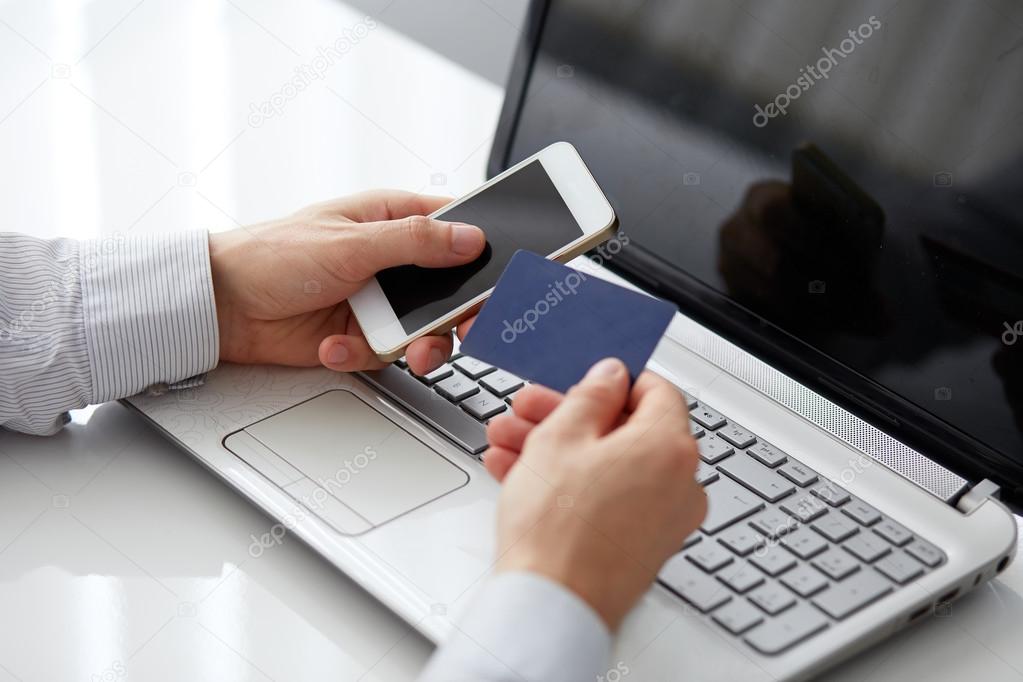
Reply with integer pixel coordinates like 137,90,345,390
539,358,630,439
349,215,485,278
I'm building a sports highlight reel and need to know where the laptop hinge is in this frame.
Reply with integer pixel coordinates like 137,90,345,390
956,479,1001,514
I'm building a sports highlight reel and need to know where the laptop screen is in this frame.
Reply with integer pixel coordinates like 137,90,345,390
500,0,1023,485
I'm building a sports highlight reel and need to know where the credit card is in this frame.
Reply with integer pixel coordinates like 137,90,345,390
459,250,676,393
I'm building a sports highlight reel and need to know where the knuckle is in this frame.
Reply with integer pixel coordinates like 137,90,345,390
568,381,618,407
404,215,437,248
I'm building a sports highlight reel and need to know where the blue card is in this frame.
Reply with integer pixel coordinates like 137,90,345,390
459,250,677,393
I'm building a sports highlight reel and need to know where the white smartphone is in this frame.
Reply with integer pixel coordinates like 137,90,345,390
350,141,618,362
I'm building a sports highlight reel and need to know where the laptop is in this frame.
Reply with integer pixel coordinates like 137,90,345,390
126,0,1022,678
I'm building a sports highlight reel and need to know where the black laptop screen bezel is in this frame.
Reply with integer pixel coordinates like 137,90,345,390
486,0,1023,506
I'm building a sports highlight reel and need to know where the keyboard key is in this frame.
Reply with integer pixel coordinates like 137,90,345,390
906,539,944,567
777,462,818,487
701,477,765,534
749,546,797,577
452,356,496,379
780,565,829,597
479,370,524,397
690,422,706,439
717,423,756,449
812,570,892,619
433,374,481,402
717,562,765,593
843,532,891,563
842,498,882,526
748,582,796,615
718,456,796,503
744,604,829,655
659,555,732,613
811,512,860,543
359,367,489,455
875,550,925,584
416,363,454,385
504,389,521,405
696,461,719,486
810,481,850,507
682,392,699,409
873,518,913,546
683,533,702,550
748,441,787,468
691,405,727,430
713,599,764,635
749,509,799,539
781,527,828,560
698,435,734,464
460,390,508,421
687,543,734,573
781,494,828,523
716,525,764,557
812,548,860,581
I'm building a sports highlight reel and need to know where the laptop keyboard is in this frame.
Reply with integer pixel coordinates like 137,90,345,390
358,355,947,656
358,354,517,456
665,403,947,655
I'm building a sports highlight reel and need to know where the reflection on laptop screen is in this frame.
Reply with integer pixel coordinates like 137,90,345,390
506,0,1023,473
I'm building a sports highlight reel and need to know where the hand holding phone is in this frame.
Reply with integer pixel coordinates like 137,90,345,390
350,142,618,362
207,191,488,377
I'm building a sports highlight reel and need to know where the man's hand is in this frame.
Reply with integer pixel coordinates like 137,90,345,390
208,191,485,376
484,358,707,630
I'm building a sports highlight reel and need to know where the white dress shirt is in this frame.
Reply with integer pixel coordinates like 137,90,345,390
0,231,610,681
0,232,217,434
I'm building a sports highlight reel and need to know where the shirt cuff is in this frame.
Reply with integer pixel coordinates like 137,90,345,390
419,572,612,682
79,231,219,402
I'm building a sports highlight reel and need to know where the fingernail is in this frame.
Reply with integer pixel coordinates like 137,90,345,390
587,357,623,379
428,347,445,368
451,223,484,256
326,342,349,366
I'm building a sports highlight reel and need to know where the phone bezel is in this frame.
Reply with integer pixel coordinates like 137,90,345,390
349,141,617,362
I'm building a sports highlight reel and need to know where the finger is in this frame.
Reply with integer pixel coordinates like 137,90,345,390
483,445,520,482
346,215,486,279
487,413,536,453
318,334,388,372
405,333,454,375
509,384,564,423
455,315,476,340
315,191,453,223
539,358,630,439
626,371,669,413
622,373,690,437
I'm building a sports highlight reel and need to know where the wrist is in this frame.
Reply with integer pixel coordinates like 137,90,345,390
495,515,645,631
207,230,247,364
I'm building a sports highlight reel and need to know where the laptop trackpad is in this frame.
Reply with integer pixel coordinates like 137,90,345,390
243,390,468,533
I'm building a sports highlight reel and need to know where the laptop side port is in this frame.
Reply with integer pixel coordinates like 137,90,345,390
908,604,931,622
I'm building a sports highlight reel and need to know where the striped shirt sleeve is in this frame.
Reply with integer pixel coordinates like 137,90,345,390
0,231,219,435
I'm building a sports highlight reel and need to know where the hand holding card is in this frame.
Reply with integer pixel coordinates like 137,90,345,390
459,250,676,393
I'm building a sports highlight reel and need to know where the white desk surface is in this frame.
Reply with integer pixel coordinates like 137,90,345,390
0,1,1021,680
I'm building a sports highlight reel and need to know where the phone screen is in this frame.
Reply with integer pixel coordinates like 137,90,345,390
376,160,585,335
